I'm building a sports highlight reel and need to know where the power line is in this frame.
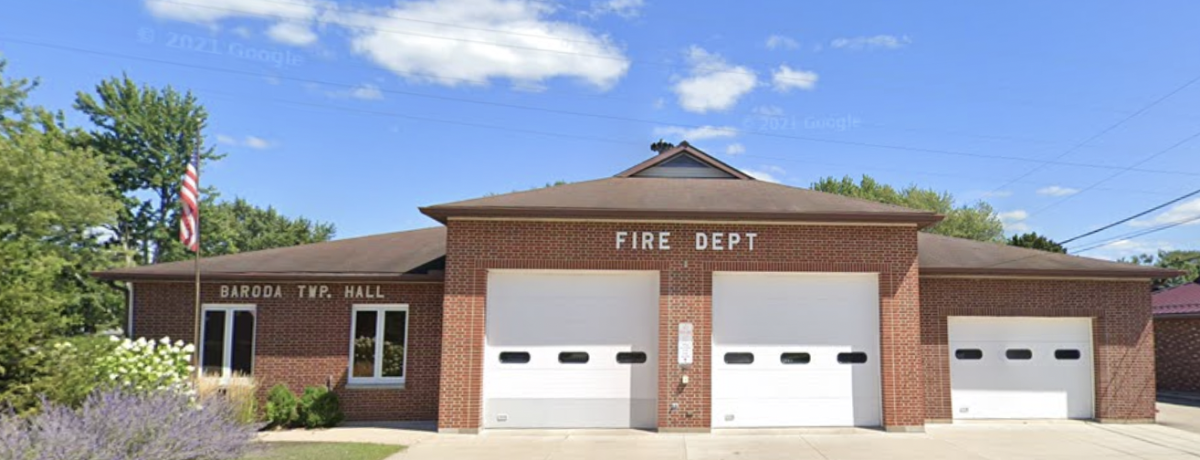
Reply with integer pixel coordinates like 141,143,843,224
1059,186,1200,244
1028,128,1200,217
8,37,1200,179
984,71,1200,195
1072,214,1200,254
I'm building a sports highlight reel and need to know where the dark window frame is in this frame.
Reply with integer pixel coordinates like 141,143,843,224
1054,349,1082,360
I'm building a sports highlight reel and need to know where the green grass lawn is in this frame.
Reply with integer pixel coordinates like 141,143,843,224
246,442,405,460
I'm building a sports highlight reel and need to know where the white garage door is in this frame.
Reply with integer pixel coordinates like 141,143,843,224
712,272,881,428
483,270,659,428
948,317,1094,420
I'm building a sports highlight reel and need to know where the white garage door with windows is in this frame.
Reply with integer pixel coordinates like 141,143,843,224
948,317,1094,420
712,272,881,428
483,270,659,429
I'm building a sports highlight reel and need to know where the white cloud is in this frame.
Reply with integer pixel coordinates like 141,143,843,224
232,26,253,38
143,0,323,45
585,0,644,19
349,83,384,100
336,0,629,90
765,34,800,50
216,134,274,149
1037,185,1080,197
266,21,319,46
771,65,818,92
1085,239,1174,261
981,190,1013,198
744,165,785,183
997,209,1030,233
1129,197,1200,228
831,34,911,50
725,143,745,155
752,105,785,116
672,46,757,113
653,125,739,141
244,136,273,149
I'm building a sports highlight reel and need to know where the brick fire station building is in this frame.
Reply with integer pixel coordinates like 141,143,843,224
96,143,1178,433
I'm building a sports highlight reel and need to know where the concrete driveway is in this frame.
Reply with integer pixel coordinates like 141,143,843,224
392,423,1200,460
1158,396,1200,435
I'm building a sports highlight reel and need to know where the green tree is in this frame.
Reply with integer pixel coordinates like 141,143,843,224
0,62,122,385
1122,250,1200,289
158,197,335,262
811,175,1005,242
74,76,222,265
1007,232,1066,253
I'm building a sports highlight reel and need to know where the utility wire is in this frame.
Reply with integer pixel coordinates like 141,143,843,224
7,36,1200,178
1072,214,1200,254
1059,186,1200,244
1027,127,1200,217
984,71,1200,195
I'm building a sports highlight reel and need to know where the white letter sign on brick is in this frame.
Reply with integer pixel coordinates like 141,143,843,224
615,231,756,251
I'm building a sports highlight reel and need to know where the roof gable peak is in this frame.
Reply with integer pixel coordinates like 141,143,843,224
616,142,753,180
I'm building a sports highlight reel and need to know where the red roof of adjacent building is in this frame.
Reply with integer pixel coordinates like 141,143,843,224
1153,282,1200,317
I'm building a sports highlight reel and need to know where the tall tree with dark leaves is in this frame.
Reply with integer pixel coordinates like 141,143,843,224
811,175,1005,242
74,76,223,265
1122,250,1200,290
1007,232,1066,253
158,197,335,262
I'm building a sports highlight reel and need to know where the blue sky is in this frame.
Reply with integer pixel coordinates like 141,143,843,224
3,0,1199,260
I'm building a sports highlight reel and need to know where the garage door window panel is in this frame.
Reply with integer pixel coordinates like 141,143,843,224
558,351,589,364
1005,349,1033,360
499,352,531,364
955,349,983,360
724,352,754,364
349,305,408,385
780,352,811,364
616,352,647,364
1055,349,1081,360
837,352,868,364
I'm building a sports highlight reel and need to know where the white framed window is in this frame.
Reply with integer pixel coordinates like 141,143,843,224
349,304,409,385
200,304,256,381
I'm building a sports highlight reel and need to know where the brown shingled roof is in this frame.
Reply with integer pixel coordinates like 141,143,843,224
420,177,944,226
917,232,1181,279
93,227,446,282
420,143,944,226
95,227,1180,282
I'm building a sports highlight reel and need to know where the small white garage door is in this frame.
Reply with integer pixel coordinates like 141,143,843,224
483,270,659,428
712,272,881,428
948,317,1094,420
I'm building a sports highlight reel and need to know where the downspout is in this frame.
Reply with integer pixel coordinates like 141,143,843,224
126,282,135,338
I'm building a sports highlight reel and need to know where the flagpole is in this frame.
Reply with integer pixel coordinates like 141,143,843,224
192,138,203,382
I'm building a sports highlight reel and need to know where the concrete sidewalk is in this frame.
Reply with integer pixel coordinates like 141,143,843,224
389,423,1200,460
257,421,436,446
1158,392,1200,435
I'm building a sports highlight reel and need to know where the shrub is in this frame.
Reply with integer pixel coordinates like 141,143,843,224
297,386,344,429
96,336,194,394
0,388,258,460
0,335,116,414
265,384,299,428
198,375,259,425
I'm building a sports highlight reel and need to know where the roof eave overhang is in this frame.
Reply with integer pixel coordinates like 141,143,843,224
1154,312,1200,319
919,267,1183,279
92,272,445,283
419,206,944,228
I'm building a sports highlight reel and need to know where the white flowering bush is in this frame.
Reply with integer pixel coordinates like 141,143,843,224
97,336,196,394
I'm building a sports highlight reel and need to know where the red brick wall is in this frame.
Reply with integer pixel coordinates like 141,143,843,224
438,220,923,430
920,278,1156,422
1155,317,1200,393
131,282,443,421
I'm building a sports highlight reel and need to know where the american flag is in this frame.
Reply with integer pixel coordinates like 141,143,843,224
179,146,200,252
